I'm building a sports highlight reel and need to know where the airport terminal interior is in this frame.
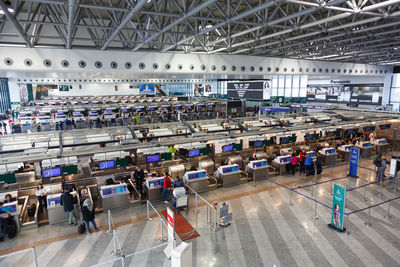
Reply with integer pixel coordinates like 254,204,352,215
0,0,400,266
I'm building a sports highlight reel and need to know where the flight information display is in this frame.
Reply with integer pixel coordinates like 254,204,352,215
99,160,115,170
222,145,233,152
146,154,160,163
42,168,61,178
253,141,264,148
188,149,200,157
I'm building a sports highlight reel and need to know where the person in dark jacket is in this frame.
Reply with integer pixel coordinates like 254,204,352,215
316,155,323,175
133,166,145,197
60,188,77,225
81,198,98,235
173,176,184,188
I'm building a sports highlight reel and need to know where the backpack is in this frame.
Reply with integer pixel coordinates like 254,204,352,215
78,221,86,234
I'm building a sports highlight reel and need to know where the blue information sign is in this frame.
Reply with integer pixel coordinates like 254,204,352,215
349,147,359,177
331,184,346,231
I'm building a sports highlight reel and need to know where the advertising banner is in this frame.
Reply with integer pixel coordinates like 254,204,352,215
331,184,346,231
139,83,155,94
227,80,270,100
164,207,175,259
349,147,359,177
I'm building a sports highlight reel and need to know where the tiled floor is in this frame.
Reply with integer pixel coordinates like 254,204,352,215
1,158,400,266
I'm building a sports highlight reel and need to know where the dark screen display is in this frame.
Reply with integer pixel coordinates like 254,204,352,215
280,137,290,144
253,141,264,147
305,134,313,141
146,154,160,163
42,168,61,178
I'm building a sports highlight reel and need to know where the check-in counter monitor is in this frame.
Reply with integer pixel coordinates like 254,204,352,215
216,164,241,187
145,177,164,202
100,184,129,211
246,160,269,180
338,145,354,162
184,170,209,192
199,160,214,174
272,155,291,175
319,148,337,166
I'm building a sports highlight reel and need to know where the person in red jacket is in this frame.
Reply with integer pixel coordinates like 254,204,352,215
299,148,308,175
162,172,172,203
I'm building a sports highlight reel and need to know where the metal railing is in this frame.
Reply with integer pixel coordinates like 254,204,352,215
0,247,39,267
186,184,218,231
146,200,169,242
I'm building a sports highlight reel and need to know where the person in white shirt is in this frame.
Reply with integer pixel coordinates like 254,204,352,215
35,183,47,214
369,131,376,142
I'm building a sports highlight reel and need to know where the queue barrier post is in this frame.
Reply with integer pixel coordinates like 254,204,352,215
395,176,398,192
194,194,198,214
160,218,166,242
213,206,217,231
365,207,372,227
379,180,383,196
206,205,209,224
346,214,350,235
107,210,112,233
288,190,293,206
312,201,318,220
330,180,333,195
121,255,126,267
384,202,392,219
363,184,367,202
253,172,256,188
32,246,38,267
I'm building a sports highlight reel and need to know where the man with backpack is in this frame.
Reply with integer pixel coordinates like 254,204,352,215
60,188,78,225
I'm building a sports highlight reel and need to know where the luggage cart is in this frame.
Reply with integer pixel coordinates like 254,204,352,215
171,187,188,214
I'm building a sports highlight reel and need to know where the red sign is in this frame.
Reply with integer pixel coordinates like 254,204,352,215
167,213,173,227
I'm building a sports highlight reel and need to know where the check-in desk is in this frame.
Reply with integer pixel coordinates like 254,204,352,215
372,139,388,154
184,170,209,193
47,193,70,224
216,164,241,187
1,201,20,231
100,184,129,211
272,156,291,175
199,160,214,174
356,142,373,158
319,148,337,166
337,145,354,162
145,177,164,202
246,160,269,180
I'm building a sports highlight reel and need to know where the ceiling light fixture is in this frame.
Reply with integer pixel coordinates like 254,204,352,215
0,0,14,14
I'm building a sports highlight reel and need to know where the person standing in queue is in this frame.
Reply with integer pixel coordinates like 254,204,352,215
162,172,172,203
35,183,47,214
134,166,145,199
290,153,298,175
299,148,308,175
60,188,77,225
81,198,98,235
304,154,313,176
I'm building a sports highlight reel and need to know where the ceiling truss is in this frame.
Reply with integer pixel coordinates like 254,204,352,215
0,0,399,64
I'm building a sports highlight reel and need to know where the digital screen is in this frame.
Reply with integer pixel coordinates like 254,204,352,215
222,145,233,152
139,83,155,94
305,134,314,141
73,111,81,115
99,160,115,170
188,149,200,157
280,157,290,163
149,107,155,111
252,161,267,168
106,109,113,113
147,179,163,187
39,113,46,116
363,143,371,148
136,108,142,112
42,168,61,178
380,124,391,130
364,127,371,132
253,141,264,148
345,145,354,151
162,107,168,110
186,106,192,109
346,129,354,135
102,185,127,196
326,149,336,154
175,106,181,110
222,165,239,173
198,105,203,108
308,152,315,157
1,204,17,213
209,105,213,108
326,131,335,137
188,171,206,180
57,112,64,115
280,137,290,144
146,154,160,163
90,110,98,114
47,196,61,206
122,109,128,112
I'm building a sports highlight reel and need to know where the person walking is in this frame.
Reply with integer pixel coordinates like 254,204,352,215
60,188,77,225
81,198,98,235
290,153,298,175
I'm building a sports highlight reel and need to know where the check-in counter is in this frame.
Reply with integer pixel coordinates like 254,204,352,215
372,139,388,154
47,193,69,224
145,177,164,202
337,145,354,162
100,183,129,211
319,148,337,166
272,156,291,175
355,142,373,158
0,191,21,231
184,170,209,193
216,164,241,187
246,159,269,180
169,165,185,179
199,160,214,174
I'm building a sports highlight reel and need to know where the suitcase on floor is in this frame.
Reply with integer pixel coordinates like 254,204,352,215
27,203,36,217
5,217,17,238
78,221,86,234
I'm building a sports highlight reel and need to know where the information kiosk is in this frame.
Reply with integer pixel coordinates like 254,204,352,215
183,170,209,192
272,155,291,175
319,148,337,166
355,141,373,158
246,159,269,180
216,164,241,187
100,183,129,211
